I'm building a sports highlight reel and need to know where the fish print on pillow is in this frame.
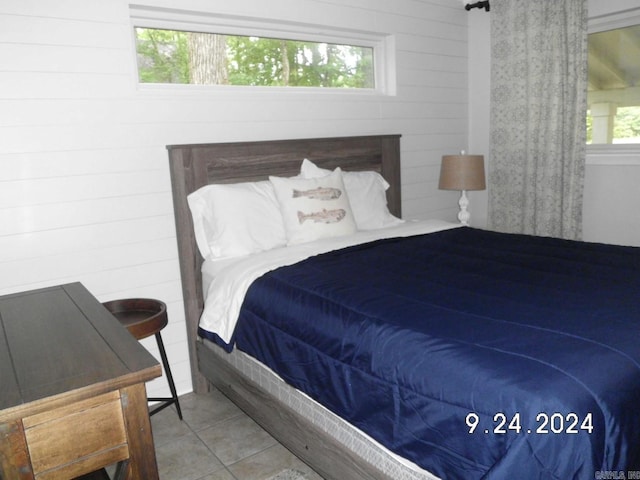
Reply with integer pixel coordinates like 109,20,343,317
292,187,342,200
297,208,347,224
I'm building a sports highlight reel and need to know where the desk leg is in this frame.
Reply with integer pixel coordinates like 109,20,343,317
0,420,34,479
120,384,158,480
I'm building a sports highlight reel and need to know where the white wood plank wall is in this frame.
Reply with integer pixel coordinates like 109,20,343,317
0,0,468,397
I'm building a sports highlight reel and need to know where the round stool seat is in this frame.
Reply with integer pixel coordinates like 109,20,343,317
102,298,167,340
102,297,182,420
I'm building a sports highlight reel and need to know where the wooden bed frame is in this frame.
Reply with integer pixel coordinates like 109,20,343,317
168,135,403,480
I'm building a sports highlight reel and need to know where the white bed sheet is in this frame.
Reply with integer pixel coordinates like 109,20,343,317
200,219,461,343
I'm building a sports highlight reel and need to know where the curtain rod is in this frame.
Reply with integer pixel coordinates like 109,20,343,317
465,1,490,12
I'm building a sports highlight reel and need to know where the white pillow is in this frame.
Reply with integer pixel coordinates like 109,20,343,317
300,159,403,230
187,181,286,259
269,168,357,245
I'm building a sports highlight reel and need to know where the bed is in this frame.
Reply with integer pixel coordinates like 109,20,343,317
168,135,640,480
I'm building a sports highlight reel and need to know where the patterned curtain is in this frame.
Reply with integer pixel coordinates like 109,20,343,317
488,0,588,239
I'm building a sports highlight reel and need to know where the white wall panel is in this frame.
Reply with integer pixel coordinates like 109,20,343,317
1,238,177,290
0,148,166,180
1,0,127,22
0,215,174,260
402,131,467,152
1,0,469,397
583,164,640,247
1,171,169,206
0,72,134,99
1,45,131,74
397,49,467,71
0,195,172,237
71,261,181,299
0,15,130,48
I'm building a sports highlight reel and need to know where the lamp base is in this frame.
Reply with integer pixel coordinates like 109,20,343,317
458,190,471,226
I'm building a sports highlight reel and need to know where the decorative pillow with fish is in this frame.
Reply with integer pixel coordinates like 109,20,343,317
270,168,357,245
300,159,403,230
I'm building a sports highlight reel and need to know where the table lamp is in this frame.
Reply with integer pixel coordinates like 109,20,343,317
438,152,486,225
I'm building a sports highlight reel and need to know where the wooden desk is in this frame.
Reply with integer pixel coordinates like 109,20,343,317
0,283,161,479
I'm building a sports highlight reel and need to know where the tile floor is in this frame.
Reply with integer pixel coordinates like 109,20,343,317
149,388,325,480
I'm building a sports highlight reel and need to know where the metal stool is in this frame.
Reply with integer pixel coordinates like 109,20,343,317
102,298,182,420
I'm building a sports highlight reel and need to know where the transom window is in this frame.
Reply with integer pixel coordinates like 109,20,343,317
134,27,375,90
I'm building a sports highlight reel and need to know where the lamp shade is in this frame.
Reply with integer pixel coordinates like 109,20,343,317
438,154,486,191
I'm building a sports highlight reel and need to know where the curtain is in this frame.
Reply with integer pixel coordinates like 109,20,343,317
488,0,588,239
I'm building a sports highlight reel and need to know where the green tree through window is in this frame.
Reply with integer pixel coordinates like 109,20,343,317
134,28,375,89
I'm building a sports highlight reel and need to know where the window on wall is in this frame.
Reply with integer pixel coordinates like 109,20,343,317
129,5,395,94
134,28,375,90
587,23,640,144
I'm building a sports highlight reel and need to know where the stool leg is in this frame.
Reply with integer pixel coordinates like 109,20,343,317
151,331,182,420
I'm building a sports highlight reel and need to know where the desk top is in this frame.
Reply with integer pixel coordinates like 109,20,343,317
0,283,161,421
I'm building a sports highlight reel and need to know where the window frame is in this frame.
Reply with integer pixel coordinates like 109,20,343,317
587,8,640,164
129,5,396,96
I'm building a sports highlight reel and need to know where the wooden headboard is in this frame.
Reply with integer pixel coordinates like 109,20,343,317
167,134,401,391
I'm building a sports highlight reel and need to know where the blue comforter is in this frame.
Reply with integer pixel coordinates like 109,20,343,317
226,227,640,479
